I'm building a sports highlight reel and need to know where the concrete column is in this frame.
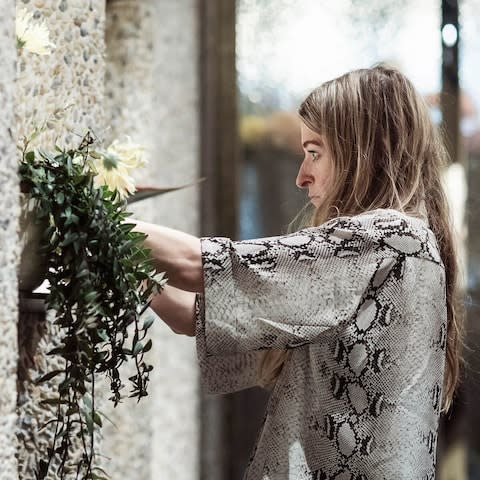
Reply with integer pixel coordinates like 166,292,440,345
103,1,200,479
0,1,19,478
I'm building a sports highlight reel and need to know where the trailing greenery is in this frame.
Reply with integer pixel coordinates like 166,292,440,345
19,133,166,480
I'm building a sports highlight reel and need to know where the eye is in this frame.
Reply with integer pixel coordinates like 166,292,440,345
308,150,320,161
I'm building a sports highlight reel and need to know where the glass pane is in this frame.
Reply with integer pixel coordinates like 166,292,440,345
237,0,441,240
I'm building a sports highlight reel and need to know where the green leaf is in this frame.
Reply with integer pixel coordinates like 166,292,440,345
84,291,98,303
65,213,79,226
97,410,117,428
64,206,72,218
66,154,73,174
47,346,65,356
34,370,64,384
83,394,92,409
38,149,56,163
39,398,68,406
76,268,89,279
85,412,94,434
38,418,59,432
142,317,154,330
143,339,152,353
93,411,103,427
133,341,143,355
92,465,111,477
97,329,109,342
153,272,167,284
59,231,78,247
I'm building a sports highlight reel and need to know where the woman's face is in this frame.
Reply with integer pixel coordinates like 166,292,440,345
296,122,335,208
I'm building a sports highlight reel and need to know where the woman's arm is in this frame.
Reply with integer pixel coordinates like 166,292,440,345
131,219,203,292
149,284,197,337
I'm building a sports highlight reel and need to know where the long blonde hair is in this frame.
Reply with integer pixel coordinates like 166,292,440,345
258,65,464,412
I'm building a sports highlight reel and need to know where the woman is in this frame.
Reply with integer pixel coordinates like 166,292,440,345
133,65,463,479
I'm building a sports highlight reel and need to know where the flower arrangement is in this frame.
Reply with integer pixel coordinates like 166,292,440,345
19,130,170,480
15,7,188,479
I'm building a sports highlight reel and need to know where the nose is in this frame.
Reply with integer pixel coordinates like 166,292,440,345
295,160,313,189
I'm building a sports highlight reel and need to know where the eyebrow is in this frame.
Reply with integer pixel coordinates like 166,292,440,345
302,140,323,148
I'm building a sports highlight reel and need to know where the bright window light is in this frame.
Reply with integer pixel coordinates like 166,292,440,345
442,23,458,47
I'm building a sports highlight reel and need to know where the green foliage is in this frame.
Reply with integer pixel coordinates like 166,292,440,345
19,133,166,480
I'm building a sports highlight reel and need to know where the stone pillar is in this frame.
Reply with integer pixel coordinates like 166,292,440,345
103,1,200,479
14,0,106,477
0,1,19,479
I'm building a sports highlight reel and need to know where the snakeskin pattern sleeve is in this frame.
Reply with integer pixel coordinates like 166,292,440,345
197,208,440,357
195,292,265,394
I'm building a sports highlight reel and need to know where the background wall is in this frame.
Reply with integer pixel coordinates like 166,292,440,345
102,1,200,479
0,1,20,478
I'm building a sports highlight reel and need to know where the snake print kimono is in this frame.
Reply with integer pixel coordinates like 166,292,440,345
195,208,447,479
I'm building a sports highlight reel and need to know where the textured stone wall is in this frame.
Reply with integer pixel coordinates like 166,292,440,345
102,1,200,479
0,1,19,479
15,0,106,477
16,0,105,149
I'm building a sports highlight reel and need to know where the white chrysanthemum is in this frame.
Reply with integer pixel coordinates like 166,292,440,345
106,138,146,170
91,139,147,198
16,8,56,55
92,160,136,199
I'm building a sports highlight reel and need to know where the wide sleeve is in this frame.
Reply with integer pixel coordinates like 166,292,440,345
195,292,265,394
197,216,382,359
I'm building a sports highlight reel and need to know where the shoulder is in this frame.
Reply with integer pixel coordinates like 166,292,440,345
302,208,442,265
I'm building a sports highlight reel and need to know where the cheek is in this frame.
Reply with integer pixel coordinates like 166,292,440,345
314,162,333,189
313,162,335,205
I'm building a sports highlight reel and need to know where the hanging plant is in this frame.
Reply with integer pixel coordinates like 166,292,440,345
19,131,169,480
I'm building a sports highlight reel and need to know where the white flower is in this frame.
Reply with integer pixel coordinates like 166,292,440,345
92,161,136,199
90,138,147,199
16,8,56,55
105,137,146,170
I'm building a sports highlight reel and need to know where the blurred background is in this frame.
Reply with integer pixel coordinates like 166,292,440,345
201,0,480,479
